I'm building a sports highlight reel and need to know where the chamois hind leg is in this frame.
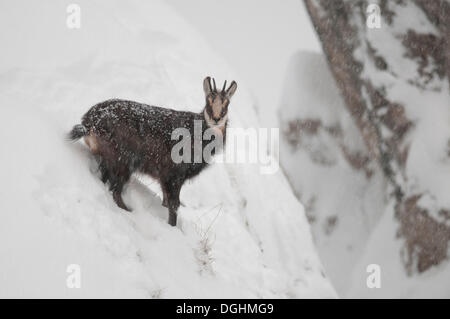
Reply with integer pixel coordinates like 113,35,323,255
161,186,169,208
98,159,109,184
106,161,132,212
111,183,131,212
162,178,183,226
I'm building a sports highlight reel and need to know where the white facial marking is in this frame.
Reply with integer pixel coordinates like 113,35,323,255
204,109,227,135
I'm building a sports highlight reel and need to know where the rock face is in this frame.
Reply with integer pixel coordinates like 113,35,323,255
287,0,450,293
279,51,386,293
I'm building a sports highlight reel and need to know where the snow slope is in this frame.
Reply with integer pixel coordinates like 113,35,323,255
0,0,335,298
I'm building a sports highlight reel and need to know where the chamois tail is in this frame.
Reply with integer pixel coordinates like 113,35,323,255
67,124,88,141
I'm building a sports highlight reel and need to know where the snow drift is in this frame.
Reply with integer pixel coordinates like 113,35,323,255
0,0,335,298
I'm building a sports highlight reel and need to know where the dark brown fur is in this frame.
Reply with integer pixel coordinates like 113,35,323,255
69,77,237,226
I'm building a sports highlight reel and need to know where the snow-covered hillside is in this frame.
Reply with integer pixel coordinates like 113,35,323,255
0,0,335,298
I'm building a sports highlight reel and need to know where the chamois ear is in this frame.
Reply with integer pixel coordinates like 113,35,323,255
203,76,213,96
226,81,237,99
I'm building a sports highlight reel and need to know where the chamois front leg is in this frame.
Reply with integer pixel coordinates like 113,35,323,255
161,188,169,208
162,186,184,208
162,179,183,226
98,159,110,184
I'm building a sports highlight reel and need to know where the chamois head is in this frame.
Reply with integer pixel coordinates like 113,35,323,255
203,76,237,128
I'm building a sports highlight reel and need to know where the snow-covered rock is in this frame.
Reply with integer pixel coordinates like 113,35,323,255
279,51,386,294
0,0,335,298
279,0,450,298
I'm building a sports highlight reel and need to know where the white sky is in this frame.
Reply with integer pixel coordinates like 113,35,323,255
166,0,322,127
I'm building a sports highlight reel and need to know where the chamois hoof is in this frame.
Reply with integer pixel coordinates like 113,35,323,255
117,203,132,212
122,206,132,212
113,193,132,212
168,213,177,227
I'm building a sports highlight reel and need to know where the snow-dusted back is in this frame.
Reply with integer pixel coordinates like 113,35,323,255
0,0,335,298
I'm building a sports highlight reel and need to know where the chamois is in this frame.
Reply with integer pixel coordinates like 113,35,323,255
68,77,237,226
